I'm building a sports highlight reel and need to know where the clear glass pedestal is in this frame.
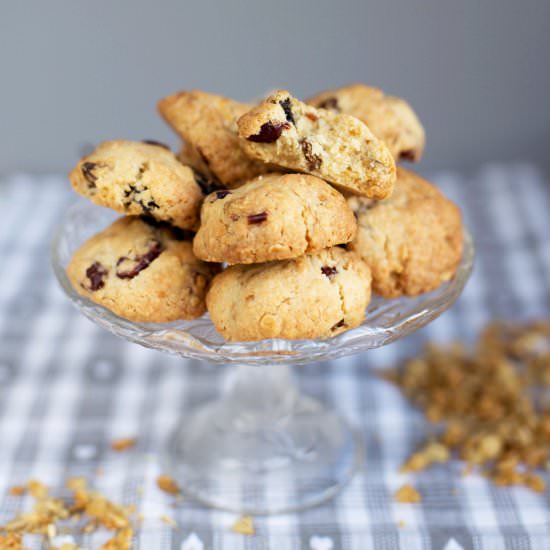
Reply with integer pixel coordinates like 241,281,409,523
52,200,474,513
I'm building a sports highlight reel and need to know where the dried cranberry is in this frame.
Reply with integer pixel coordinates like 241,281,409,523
321,266,337,278
305,112,318,122
300,139,322,171
116,241,163,279
81,162,98,188
247,212,268,225
142,139,170,150
279,97,295,125
318,97,339,111
216,190,231,199
331,318,346,330
247,121,290,143
399,149,416,162
193,170,222,195
85,262,107,291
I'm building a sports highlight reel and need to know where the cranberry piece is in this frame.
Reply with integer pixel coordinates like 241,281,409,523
279,97,295,125
318,97,339,111
81,162,98,188
321,266,337,278
247,121,290,143
399,149,417,162
85,262,107,291
300,139,322,171
247,212,268,225
116,241,163,280
193,170,222,195
142,139,170,150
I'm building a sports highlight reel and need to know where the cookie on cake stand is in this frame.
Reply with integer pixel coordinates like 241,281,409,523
52,199,474,514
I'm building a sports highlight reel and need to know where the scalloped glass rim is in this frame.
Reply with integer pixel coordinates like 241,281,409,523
51,200,474,366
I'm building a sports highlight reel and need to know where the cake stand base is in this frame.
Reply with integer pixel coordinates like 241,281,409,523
162,363,362,514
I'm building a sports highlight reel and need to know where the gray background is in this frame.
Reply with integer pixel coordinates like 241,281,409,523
1,0,549,175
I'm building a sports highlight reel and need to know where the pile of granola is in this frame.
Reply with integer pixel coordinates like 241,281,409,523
0,478,135,550
386,320,550,491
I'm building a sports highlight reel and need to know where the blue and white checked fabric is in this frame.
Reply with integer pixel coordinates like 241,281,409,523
0,164,549,549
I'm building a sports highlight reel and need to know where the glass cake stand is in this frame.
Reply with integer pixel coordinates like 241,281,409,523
51,200,474,514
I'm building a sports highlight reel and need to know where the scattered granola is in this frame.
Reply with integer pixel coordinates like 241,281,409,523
0,477,135,550
110,437,137,452
386,320,550,492
99,526,133,550
0,533,25,549
231,515,255,535
394,484,422,503
156,474,181,496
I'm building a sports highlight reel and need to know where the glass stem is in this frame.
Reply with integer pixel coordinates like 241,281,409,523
218,364,299,431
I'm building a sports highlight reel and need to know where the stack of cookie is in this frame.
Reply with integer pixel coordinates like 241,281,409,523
67,84,463,342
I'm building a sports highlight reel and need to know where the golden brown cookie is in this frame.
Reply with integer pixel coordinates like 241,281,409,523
67,216,218,322
237,90,396,199
158,90,269,187
307,84,425,162
69,140,203,230
206,247,371,341
193,173,356,264
347,168,463,297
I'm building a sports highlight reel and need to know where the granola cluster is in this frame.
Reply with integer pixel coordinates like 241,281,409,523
0,479,134,550
386,320,550,491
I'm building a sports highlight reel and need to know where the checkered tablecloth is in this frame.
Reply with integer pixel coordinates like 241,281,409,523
0,164,549,549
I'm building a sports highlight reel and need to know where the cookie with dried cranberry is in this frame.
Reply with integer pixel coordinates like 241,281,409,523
306,84,425,162
237,90,396,199
193,173,356,264
67,216,218,323
206,247,371,341
347,168,463,298
158,90,269,188
70,140,203,229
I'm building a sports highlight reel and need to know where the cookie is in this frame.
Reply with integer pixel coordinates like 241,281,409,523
69,140,203,230
158,90,269,187
206,247,371,341
307,84,425,162
67,216,218,323
347,168,463,297
237,90,396,199
193,173,356,264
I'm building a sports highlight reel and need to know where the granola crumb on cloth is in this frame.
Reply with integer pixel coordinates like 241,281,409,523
232,515,255,535
394,484,422,503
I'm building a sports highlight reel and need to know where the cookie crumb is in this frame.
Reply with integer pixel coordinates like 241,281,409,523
160,514,178,529
394,484,422,503
231,515,255,535
397,520,406,528
156,474,181,495
8,486,26,497
110,436,137,452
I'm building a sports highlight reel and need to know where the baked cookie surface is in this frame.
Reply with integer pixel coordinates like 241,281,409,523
237,90,396,199
69,140,203,229
193,173,356,264
307,84,425,162
206,247,371,341
158,90,268,187
67,216,218,323
347,168,463,298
